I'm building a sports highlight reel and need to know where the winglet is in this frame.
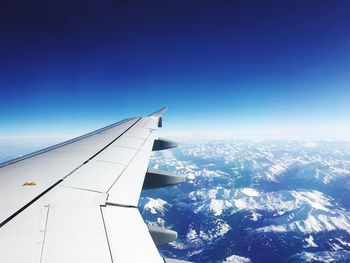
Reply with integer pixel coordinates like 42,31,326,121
148,107,168,117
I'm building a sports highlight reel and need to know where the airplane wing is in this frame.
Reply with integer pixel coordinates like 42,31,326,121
0,108,188,263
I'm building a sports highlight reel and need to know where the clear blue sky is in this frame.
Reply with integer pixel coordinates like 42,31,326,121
1,0,350,139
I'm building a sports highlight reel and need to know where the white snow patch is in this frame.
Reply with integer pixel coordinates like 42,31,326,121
240,188,259,197
208,189,218,199
187,172,196,180
169,241,187,250
304,235,318,248
209,199,232,216
329,242,342,251
144,198,168,215
222,255,252,263
199,220,231,241
249,211,261,221
291,191,331,212
335,237,350,247
267,163,287,181
186,228,198,241
156,217,165,227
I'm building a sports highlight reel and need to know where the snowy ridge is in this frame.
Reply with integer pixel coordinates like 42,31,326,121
191,187,334,216
294,250,350,263
140,140,350,263
189,186,350,235
162,141,350,185
256,209,350,234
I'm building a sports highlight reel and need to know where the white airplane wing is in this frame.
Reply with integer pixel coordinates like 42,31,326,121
0,108,187,263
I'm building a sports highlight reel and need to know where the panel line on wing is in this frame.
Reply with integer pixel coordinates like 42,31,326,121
88,159,127,166
39,204,50,263
99,206,115,263
105,202,137,209
60,185,106,194
111,145,142,151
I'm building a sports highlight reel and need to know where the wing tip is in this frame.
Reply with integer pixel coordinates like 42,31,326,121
148,107,168,117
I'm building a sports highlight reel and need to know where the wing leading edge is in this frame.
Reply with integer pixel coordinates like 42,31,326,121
0,108,189,263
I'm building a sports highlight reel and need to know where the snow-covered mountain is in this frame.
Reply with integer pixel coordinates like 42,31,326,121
140,140,350,262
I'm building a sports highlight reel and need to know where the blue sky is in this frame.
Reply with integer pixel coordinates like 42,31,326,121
1,0,350,140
